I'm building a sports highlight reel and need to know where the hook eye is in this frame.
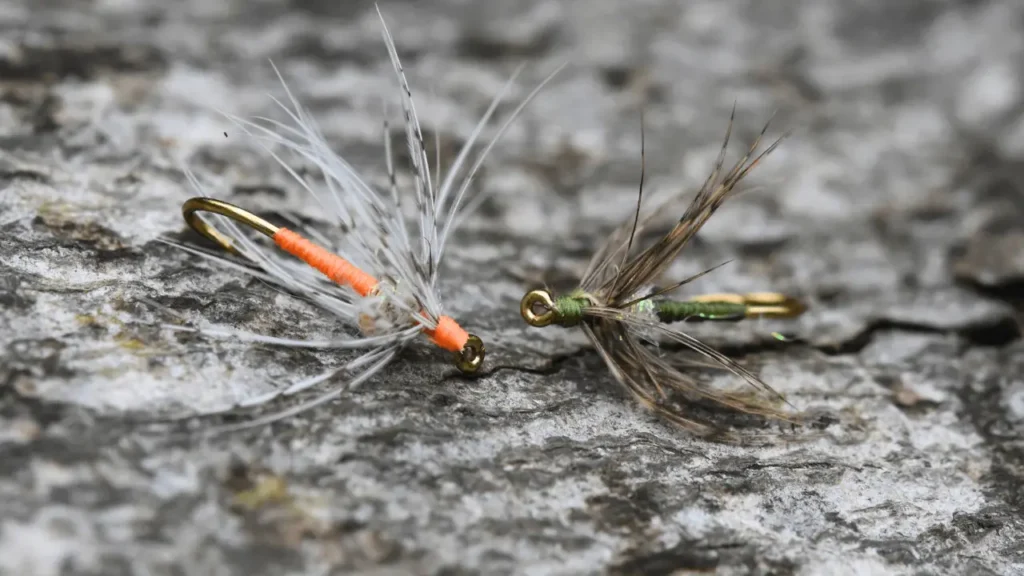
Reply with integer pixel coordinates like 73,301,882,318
520,289,558,327
456,334,486,374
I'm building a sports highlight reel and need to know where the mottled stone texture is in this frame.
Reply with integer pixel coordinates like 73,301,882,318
1,0,1023,574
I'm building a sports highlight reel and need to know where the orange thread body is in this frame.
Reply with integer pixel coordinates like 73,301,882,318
272,227,469,353
425,315,470,352
273,228,378,297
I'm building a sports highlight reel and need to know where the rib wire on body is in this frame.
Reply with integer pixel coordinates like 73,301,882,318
158,6,561,434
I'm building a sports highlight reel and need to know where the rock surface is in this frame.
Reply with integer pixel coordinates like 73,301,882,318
2,0,1024,574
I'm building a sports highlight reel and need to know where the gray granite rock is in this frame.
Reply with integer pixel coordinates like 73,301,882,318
2,0,1024,574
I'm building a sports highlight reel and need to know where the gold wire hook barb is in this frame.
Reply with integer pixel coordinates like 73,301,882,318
688,292,807,319
182,197,280,256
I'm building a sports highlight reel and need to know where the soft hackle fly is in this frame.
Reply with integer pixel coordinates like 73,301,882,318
520,110,810,440
163,6,560,432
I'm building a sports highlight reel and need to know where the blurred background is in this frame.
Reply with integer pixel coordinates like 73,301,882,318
1,1,1023,575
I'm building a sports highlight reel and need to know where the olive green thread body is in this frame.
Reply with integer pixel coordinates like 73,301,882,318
552,295,590,326
549,294,750,326
654,300,748,323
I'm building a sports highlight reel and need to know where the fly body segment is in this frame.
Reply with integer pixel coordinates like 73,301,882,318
520,109,812,441
161,5,561,433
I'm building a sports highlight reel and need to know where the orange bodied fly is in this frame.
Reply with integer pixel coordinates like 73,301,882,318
162,5,561,434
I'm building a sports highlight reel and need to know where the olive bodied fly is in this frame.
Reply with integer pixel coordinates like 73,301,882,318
520,110,811,441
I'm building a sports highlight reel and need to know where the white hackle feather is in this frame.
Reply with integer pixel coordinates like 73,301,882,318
159,5,562,433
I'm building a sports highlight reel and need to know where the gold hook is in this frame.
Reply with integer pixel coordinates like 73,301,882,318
520,289,558,327
181,198,487,374
688,292,807,319
182,197,280,256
